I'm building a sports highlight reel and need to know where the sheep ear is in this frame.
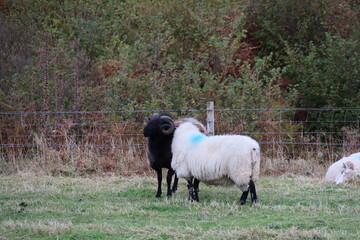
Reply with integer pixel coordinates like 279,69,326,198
345,161,355,170
342,163,347,169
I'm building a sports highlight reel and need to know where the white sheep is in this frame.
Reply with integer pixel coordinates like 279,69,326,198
171,122,260,205
325,152,360,184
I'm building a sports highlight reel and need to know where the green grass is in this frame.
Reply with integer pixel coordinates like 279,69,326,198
0,174,359,239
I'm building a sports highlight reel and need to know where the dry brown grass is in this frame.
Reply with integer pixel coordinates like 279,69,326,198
1,110,358,177
1,132,150,177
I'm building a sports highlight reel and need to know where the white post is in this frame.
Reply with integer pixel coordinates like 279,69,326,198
207,101,214,136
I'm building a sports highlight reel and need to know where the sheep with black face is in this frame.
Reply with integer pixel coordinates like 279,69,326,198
171,122,260,205
143,113,207,198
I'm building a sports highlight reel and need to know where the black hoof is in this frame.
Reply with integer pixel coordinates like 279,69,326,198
239,200,246,205
155,194,161,198
193,193,199,202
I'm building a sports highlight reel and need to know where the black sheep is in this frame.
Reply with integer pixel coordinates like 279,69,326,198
143,114,178,198
143,114,208,198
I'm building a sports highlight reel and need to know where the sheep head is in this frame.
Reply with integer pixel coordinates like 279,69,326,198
335,161,357,184
143,113,176,138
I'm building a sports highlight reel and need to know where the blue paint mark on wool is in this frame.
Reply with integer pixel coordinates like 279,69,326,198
189,133,207,144
354,155,360,161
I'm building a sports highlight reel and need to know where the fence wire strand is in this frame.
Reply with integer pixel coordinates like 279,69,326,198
1,107,359,160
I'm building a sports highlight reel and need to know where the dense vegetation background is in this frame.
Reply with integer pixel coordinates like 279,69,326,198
1,0,359,113
1,3,359,239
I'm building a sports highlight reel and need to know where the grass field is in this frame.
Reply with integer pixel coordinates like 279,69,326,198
0,173,359,240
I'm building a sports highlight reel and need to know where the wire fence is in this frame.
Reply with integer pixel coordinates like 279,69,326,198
0,107,359,174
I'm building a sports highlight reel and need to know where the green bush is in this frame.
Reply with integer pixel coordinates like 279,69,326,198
285,34,360,108
245,0,359,69
1,0,358,114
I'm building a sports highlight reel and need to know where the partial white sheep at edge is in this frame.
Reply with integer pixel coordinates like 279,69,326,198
325,152,360,184
171,122,260,205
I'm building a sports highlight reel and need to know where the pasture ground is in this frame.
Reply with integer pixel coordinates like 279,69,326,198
0,173,359,239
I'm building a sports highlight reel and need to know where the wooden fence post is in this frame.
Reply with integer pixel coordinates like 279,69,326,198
207,101,214,136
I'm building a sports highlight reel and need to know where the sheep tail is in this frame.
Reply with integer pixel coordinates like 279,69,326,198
250,147,260,180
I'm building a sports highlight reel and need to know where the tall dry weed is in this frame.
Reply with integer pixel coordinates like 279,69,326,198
1,109,358,177
0,114,151,176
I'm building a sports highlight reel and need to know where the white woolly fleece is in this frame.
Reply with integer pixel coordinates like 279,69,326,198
325,152,360,184
171,122,260,191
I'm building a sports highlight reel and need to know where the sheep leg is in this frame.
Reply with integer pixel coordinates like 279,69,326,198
239,180,257,205
186,178,195,202
249,180,257,206
166,169,174,197
239,190,249,205
171,173,179,194
193,178,200,202
155,169,162,198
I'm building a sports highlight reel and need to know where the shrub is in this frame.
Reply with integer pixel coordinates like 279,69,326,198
246,0,359,61
285,34,360,108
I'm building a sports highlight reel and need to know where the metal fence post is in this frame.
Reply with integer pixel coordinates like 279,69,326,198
207,101,214,136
